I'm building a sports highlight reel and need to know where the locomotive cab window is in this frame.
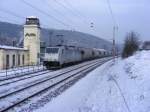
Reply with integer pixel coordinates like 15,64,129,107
46,48,59,53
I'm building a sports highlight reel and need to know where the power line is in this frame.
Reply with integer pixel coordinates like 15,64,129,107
0,15,22,24
62,0,107,37
22,0,102,37
41,23,53,29
0,9,58,30
106,0,118,61
0,8,25,20
63,0,90,24
58,0,104,36
21,0,73,29
0,0,104,38
53,0,89,25
106,0,117,26
53,0,77,16
42,0,76,29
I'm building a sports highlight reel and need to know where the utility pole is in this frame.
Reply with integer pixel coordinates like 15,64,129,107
49,31,53,47
56,34,64,46
112,26,118,62
13,40,16,47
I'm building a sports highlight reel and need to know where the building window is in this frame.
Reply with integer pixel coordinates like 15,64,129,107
38,53,40,58
22,55,25,65
99,51,101,55
18,54,20,66
6,55,9,68
104,52,105,55
92,51,95,56
12,55,15,67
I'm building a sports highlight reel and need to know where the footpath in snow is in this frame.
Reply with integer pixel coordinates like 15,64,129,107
36,51,150,112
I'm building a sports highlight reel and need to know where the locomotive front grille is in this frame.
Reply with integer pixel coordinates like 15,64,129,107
43,61,60,66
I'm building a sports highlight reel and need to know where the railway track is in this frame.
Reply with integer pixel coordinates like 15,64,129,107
0,58,108,97
0,57,111,112
0,68,47,81
0,70,50,87
0,57,109,87
0,58,110,100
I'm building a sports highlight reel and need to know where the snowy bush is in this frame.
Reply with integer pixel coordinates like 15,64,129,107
122,31,139,58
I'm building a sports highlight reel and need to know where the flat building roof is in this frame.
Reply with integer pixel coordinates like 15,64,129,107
0,45,28,51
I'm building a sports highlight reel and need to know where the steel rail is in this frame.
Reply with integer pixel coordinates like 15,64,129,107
0,59,111,112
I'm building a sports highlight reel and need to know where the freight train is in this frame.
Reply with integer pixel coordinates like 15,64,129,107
43,46,111,69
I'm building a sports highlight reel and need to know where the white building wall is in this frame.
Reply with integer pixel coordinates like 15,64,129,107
0,49,4,69
0,49,29,70
24,25,40,65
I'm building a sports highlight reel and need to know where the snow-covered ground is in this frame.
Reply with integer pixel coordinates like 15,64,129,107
0,65,45,77
35,51,150,112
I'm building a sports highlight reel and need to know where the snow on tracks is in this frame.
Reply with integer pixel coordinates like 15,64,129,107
0,57,111,112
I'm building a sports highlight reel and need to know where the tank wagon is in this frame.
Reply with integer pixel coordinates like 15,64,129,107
43,46,111,69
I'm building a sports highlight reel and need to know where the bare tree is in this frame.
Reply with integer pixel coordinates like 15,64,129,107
122,31,139,58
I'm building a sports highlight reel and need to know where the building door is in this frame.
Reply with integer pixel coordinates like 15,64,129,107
22,55,25,66
13,55,15,67
18,54,20,66
6,55,9,69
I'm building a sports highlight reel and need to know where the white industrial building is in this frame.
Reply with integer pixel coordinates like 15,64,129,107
0,16,41,70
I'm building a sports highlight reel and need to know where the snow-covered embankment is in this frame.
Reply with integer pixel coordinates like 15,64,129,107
36,51,150,112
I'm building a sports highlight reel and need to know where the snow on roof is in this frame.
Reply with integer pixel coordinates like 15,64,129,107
27,16,37,18
93,48,107,52
0,45,28,51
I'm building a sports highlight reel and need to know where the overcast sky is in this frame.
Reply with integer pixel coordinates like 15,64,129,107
0,0,150,43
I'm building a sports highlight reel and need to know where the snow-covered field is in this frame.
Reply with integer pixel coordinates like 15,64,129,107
35,51,150,112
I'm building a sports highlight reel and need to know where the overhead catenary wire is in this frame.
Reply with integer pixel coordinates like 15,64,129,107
0,8,27,25
21,0,74,29
63,0,90,25
0,9,54,46
56,0,105,37
0,8,50,29
0,10,49,29
0,0,104,38
0,15,22,24
53,0,78,17
106,0,118,26
42,0,76,30
53,0,91,27
105,0,118,59
0,8,25,20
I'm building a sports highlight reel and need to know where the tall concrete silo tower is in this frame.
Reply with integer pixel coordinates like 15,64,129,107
24,16,41,65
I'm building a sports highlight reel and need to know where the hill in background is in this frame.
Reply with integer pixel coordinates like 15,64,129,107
0,21,113,51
